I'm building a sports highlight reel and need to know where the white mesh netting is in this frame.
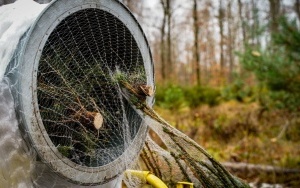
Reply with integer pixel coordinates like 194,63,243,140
35,6,147,168
0,0,249,187
1,0,151,187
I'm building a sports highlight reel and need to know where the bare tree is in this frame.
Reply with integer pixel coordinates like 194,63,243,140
160,0,167,80
238,0,246,45
193,0,200,86
160,0,172,81
122,0,144,22
166,0,172,78
295,0,300,21
269,0,281,33
218,0,225,80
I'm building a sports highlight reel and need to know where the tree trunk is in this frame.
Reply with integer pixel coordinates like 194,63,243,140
227,0,234,83
193,0,201,86
166,0,172,78
160,0,167,81
160,0,172,81
238,0,246,45
295,0,300,21
218,0,225,80
269,0,281,34
223,162,300,185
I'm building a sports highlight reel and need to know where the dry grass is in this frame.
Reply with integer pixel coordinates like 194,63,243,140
153,101,300,169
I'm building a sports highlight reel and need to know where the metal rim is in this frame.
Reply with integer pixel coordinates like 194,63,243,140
18,0,154,185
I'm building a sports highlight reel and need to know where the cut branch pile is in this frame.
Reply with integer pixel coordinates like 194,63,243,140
120,80,250,188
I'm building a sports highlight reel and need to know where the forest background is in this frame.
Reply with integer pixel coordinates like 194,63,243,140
1,0,300,186
121,0,300,186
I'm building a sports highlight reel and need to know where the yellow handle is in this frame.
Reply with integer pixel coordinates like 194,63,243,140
125,170,168,188
176,182,194,188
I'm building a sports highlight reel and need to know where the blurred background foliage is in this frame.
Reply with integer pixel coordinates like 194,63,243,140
153,16,300,113
239,17,300,112
119,0,300,185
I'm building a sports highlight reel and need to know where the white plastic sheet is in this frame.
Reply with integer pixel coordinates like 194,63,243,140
0,0,47,80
